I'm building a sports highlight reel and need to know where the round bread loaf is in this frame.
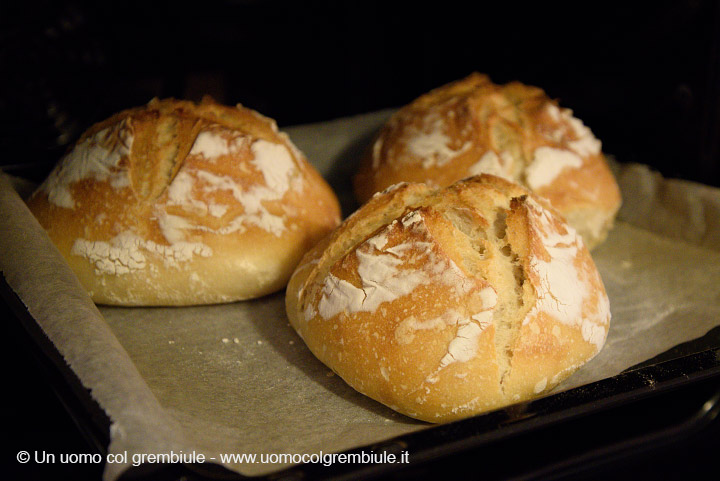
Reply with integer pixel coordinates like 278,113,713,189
353,73,621,249
287,175,610,423
26,97,341,306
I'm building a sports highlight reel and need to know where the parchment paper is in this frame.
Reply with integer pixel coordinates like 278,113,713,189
1,110,719,481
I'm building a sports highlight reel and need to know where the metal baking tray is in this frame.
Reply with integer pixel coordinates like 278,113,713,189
3,275,719,480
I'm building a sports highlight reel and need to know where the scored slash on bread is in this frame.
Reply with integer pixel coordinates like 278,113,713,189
354,73,622,249
287,175,610,423
27,97,341,306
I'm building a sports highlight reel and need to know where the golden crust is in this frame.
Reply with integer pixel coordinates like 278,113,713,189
287,174,610,423
353,73,621,249
27,97,341,305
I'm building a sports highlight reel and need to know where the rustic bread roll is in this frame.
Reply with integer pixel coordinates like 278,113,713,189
287,175,610,423
354,73,621,249
26,97,341,306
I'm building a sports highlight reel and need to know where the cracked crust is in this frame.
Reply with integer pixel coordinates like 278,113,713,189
353,72,621,249
26,97,341,305
286,174,610,423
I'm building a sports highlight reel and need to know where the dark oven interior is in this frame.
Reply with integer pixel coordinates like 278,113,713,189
2,0,720,186
2,1,719,480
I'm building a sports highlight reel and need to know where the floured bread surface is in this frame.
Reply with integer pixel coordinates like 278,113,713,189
353,73,621,249
27,97,341,305
286,175,610,423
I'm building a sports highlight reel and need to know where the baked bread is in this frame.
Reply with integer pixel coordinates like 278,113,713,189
26,97,341,306
353,73,621,249
287,175,610,423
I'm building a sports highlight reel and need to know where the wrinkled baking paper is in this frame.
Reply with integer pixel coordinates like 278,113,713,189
1,109,719,481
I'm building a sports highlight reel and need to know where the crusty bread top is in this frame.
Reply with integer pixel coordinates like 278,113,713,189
39,97,311,210
287,175,610,422
27,97,341,304
353,73,621,248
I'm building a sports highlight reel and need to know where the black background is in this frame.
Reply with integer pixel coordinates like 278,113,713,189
2,1,720,480
2,0,720,185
